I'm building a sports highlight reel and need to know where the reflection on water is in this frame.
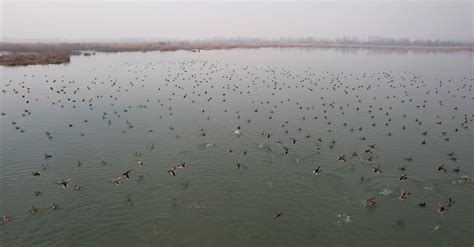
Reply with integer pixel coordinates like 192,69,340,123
1,48,473,246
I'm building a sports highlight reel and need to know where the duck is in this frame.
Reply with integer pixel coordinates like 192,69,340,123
313,166,321,175
3,215,11,223
438,203,447,214
273,212,284,219
337,155,346,162
399,174,408,180
168,167,177,176
111,177,121,186
178,161,187,169
366,197,377,207
435,164,447,172
447,198,455,207
290,138,297,144
372,166,382,173
122,170,132,179
399,190,411,200
234,126,241,136
55,178,72,188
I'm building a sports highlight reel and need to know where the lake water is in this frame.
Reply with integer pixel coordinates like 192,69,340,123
1,48,473,246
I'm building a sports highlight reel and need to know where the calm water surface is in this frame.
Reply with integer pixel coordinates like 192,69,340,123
1,48,473,246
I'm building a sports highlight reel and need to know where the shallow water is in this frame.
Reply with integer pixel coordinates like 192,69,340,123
1,48,473,246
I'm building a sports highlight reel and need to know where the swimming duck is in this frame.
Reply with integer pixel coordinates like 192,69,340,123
55,178,72,188
372,166,382,173
3,215,11,223
435,164,447,172
122,170,132,179
313,166,321,175
273,212,284,219
168,167,177,176
111,177,121,186
290,138,297,144
178,161,187,169
399,190,411,200
438,203,447,214
447,198,455,207
337,155,346,162
367,156,373,163
366,197,377,207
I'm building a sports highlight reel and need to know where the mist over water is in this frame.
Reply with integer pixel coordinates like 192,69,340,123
2,1,472,42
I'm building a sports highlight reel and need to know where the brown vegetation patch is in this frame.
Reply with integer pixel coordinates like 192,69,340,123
0,53,70,66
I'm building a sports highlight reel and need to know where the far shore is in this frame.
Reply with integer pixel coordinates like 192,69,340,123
1,41,472,66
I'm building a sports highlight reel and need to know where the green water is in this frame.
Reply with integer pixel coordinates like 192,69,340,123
1,48,473,246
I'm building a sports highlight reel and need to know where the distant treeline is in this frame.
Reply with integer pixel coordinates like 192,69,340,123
245,36,471,47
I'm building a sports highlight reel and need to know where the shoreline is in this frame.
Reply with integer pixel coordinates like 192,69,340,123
1,42,472,66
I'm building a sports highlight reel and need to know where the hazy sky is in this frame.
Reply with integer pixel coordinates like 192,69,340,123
1,0,472,42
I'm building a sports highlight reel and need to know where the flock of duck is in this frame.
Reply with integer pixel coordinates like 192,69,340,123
1,57,473,228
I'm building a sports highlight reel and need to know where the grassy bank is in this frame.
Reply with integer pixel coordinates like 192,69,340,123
0,53,70,66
